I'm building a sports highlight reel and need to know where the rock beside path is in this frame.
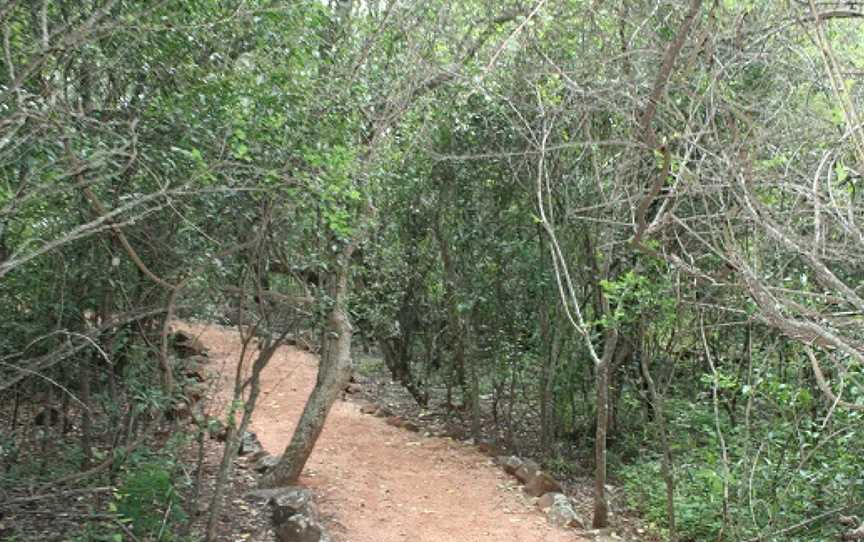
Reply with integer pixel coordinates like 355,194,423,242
501,456,523,475
170,330,208,358
239,431,265,457
514,460,540,484
245,487,331,542
540,493,585,529
359,403,379,415
255,454,281,473
525,470,564,497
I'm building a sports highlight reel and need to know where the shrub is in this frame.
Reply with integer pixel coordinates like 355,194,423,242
112,461,187,540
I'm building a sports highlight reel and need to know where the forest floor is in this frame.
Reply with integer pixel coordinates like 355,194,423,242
189,322,587,542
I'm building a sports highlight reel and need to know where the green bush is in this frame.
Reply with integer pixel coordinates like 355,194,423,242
619,395,864,541
112,461,187,540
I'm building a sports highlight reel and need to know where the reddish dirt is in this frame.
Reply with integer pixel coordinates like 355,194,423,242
187,323,583,542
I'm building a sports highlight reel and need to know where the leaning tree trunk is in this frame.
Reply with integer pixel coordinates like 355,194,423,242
207,334,277,541
261,261,353,488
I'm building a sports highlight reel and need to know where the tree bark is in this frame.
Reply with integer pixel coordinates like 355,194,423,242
379,282,428,406
606,339,631,441
381,336,428,406
539,302,563,454
78,357,93,467
261,256,354,488
593,328,618,529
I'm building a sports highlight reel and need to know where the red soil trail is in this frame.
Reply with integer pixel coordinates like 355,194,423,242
187,323,582,542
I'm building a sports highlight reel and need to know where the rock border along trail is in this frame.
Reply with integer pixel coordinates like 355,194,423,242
191,323,582,542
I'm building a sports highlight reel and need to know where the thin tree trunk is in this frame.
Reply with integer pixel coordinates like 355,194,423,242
506,364,517,450
593,329,618,529
381,337,426,406
539,298,552,451
379,288,427,406
190,419,206,519
540,303,563,454
701,314,731,537
79,357,93,467
467,355,481,437
434,219,478,436
10,383,20,432
606,339,631,441
207,333,280,541
640,340,676,539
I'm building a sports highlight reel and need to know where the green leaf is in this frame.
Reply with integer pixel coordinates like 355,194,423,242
836,162,849,184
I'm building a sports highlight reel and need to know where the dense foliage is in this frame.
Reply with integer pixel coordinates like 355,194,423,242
2,1,863,540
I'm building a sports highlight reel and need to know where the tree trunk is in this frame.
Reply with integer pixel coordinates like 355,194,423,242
206,337,274,541
505,364,517,450
540,302,563,454
640,345,676,539
593,328,618,529
79,357,93,467
262,260,353,488
379,284,428,406
381,336,427,406
607,339,632,441
434,218,478,436
467,355,481,437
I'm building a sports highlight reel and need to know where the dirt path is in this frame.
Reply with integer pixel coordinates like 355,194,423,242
189,323,582,542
